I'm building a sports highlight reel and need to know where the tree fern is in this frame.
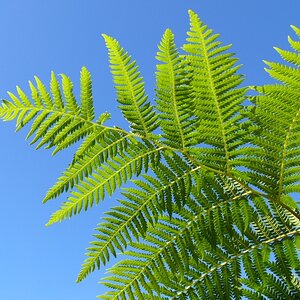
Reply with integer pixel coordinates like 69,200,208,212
1,9,300,300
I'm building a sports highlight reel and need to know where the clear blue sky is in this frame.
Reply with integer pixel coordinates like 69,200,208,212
0,1,299,299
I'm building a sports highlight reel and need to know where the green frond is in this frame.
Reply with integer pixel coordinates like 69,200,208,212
183,10,246,172
103,34,159,137
97,164,300,299
155,28,194,149
243,26,300,203
0,68,109,155
77,156,198,283
86,174,252,295
96,190,245,298
46,142,163,226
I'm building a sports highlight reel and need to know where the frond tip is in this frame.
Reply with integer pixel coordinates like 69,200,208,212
80,66,95,121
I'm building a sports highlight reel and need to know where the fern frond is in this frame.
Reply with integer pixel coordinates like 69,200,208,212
97,185,248,299
155,29,194,149
0,68,109,155
97,165,300,299
183,10,246,172
103,34,159,137
77,156,199,283
86,174,252,295
46,142,163,226
243,26,300,206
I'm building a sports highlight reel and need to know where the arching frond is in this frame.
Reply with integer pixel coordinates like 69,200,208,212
77,153,198,283
99,183,300,299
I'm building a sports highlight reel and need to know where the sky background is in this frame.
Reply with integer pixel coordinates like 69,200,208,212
0,1,300,299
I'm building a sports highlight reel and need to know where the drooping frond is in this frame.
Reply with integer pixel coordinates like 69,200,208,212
241,217,300,299
99,176,300,299
155,29,194,149
0,67,165,229
243,25,300,206
77,153,198,283
183,10,246,172
103,34,159,137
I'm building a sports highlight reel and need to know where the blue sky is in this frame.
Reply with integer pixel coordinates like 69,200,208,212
0,1,300,299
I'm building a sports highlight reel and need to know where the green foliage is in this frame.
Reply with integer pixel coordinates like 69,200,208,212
1,9,300,299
